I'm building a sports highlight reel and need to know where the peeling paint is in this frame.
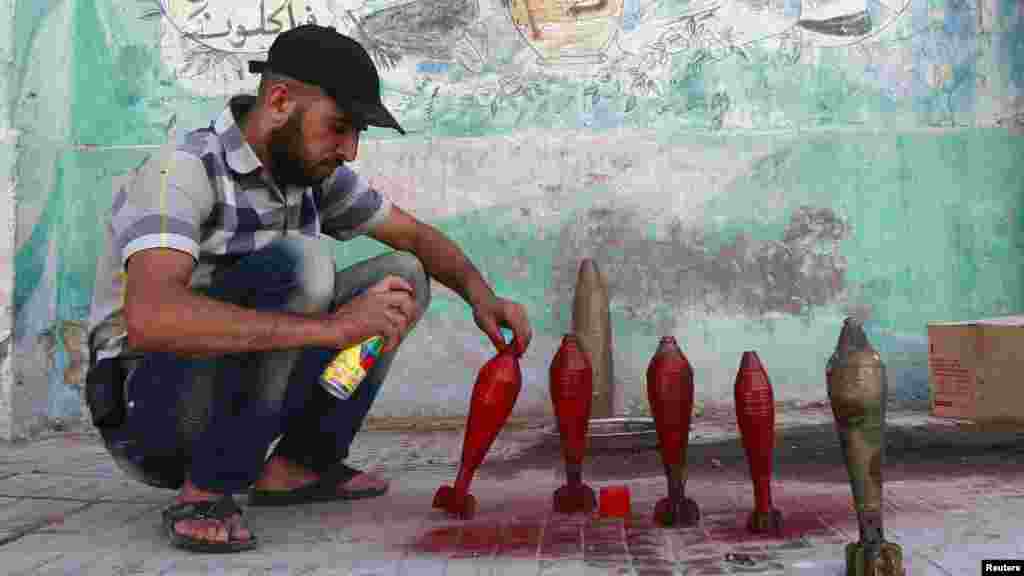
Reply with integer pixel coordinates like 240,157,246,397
59,320,87,389
37,326,56,385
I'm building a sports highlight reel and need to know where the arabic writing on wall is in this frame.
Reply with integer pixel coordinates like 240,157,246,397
147,0,1004,133
149,0,341,95
167,0,323,52
153,0,490,98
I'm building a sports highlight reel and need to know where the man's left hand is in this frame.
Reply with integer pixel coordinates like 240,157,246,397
473,297,532,356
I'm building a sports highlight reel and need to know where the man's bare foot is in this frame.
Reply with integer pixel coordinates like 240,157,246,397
253,456,389,496
172,480,252,545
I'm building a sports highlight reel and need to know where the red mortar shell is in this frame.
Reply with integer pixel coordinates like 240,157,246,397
550,334,596,514
434,346,522,519
734,351,783,533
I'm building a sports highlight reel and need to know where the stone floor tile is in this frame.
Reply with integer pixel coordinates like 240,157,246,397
487,557,541,576
0,498,92,535
538,558,587,576
446,557,486,576
349,557,403,576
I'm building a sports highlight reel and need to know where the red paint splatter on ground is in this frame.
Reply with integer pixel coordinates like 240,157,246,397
497,521,543,557
884,490,934,514
457,524,502,552
411,521,546,558
583,531,628,551
540,522,583,557
626,534,666,553
625,519,661,535
626,532,663,545
44,514,66,527
631,547,669,564
667,532,712,558
683,544,724,557
410,525,463,554
685,481,742,515
703,510,831,544
407,413,1024,563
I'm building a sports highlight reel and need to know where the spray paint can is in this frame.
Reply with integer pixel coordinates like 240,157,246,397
320,335,383,400
320,286,384,400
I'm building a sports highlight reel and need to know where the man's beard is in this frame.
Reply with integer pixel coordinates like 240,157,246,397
267,109,334,188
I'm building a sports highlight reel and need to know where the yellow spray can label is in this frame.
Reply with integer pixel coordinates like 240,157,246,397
320,336,383,400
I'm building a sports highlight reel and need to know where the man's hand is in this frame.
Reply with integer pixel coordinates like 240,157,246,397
472,297,533,356
330,276,420,353
365,204,531,356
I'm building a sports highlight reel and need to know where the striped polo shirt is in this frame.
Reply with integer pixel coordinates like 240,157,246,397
87,95,392,363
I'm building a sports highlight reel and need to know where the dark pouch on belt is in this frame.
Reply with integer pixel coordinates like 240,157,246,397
85,358,127,429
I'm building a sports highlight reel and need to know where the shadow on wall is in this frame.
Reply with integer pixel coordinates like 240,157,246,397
550,203,850,329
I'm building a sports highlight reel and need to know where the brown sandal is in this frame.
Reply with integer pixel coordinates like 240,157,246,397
248,462,388,507
162,496,259,553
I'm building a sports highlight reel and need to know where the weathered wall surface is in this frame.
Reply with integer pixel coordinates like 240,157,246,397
7,0,1024,437
8,0,79,440
0,0,16,439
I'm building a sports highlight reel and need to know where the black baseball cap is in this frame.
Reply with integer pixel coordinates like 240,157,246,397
249,25,405,135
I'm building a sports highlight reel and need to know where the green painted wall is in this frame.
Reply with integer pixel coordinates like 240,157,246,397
7,0,1024,433
1,0,17,439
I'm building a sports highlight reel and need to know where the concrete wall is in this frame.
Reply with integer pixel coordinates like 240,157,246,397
7,0,77,440
0,0,15,440
5,0,1024,438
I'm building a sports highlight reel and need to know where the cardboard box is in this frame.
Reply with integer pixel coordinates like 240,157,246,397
927,315,1024,423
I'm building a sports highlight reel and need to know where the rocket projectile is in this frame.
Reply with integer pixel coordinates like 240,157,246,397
433,346,523,519
734,351,783,534
550,333,597,514
573,259,615,419
827,317,905,576
647,336,700,527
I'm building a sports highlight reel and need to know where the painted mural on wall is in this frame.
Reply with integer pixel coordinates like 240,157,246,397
137,0,1023,134
7,0,1023,432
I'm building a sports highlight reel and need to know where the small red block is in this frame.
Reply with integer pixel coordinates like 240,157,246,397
599,485,631,518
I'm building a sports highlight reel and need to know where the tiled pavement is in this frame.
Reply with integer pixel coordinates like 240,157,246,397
1,405,1023,575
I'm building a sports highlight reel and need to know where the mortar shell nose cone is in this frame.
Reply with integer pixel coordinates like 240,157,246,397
837,317,870,351
656,336,680,355
739,350,762,371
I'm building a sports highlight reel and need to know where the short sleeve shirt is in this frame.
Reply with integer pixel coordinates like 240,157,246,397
87,95,393,362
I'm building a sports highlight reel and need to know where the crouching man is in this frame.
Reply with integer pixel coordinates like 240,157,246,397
85,25,531,553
